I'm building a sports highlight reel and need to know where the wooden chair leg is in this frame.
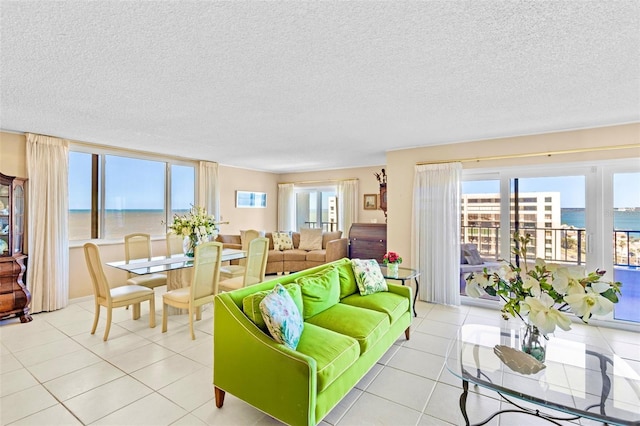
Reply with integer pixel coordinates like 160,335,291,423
405,327,410,340
189,306,195,340
149,297,156,328
132,303,141,320
162,302,168,333
195,306,202,321
215,387,225,408
91,302,100,334
103,308,113,341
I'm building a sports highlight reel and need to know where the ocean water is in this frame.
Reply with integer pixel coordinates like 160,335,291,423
562,209,640,230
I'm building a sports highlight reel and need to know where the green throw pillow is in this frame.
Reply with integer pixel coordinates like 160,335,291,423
243,284,303,330
336,260,358,299
351,259,388,296
295,266,340,319
259,284,304,350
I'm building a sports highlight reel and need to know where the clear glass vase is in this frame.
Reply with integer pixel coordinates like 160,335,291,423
521,322,547,362
183,235,199,257
387,263,399,277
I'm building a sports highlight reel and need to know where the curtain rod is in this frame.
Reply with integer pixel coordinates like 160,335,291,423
279,178,359,185
416,144,640,166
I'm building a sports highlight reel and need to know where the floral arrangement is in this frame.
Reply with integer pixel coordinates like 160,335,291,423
168,206,218,243
465,233,621,335
382,251,403,265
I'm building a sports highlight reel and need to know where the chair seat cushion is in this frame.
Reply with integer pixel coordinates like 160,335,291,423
219,277,244,292
127,273,166,288
111,285,154,302
220,265,245,279
305,303,390,354
340,292,409,324
296,323,359,392
163,287,191,303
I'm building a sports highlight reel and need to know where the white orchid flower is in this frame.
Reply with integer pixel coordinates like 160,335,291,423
497,265,517,282
465,281,486,298
521,294,572,335
522,275,541,297
564,288,615,321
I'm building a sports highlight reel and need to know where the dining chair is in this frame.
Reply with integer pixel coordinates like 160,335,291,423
83,242,156,341
162,241,223,340
166,232,184,256
218,237,269,292
124,233,167,289
219,229,259,280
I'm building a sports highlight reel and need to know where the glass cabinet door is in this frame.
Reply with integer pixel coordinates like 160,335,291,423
0,180,9,256
12,182,24,255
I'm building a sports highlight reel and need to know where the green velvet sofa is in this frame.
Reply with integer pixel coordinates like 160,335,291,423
213,258,413,426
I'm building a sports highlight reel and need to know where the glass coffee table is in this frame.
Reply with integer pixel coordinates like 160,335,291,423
446,324,640,426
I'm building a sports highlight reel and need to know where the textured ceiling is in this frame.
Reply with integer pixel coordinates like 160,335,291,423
1,1,639,173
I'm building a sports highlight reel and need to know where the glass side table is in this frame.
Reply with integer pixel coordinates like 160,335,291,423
379,265,419,317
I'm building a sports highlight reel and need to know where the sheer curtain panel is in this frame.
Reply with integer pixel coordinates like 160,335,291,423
412,162,462,306
338,179,358,235
198,161,220,224
26,133,69,312
277,183,295,232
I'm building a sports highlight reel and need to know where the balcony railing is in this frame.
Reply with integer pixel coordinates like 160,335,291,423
461,226,639,267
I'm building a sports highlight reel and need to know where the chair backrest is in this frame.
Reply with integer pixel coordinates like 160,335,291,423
125,233,153,261
166,232,184,256
238,229,260,266
83,242,111,302
243,237,269,286
191,241,223,301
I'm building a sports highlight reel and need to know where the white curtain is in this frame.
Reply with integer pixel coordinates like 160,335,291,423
338,179,358,236
198,161,220,221
412,162,462,305
277,183,295,232
26,133,69,313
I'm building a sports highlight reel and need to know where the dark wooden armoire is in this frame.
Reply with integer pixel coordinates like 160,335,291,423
348,223,387,263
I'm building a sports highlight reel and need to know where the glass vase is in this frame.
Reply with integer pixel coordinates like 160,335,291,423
521,322,547,362
387,263,399,277
183,235,199,257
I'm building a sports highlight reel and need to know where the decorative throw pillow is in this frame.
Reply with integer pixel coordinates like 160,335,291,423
272,232,293,251
350,259,388,296
463,245,484,265
259,283,304,349
243,284,303,330
295,267,340,319
299,228,323,251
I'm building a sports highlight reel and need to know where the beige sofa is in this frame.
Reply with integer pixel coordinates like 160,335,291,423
217,231,348,275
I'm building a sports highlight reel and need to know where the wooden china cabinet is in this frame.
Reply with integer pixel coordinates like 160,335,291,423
0,172,31,322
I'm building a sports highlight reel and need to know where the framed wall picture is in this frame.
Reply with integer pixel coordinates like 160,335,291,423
236,191,267,208
363,194,378,210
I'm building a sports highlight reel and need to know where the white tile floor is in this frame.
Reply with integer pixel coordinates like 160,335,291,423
1,290,639,425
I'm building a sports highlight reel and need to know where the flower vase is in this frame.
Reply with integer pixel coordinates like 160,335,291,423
387,263,399,277
521,322,547,362
183,235,199,257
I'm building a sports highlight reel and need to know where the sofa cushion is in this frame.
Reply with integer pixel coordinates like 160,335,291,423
322,231,342,249
336,259,358,299
272,232,293,251
295,267,340,319
295,323,359,393
306,303,390,354
341,292,409,324
305,249,327,263
259,284,304,350
283,249,308,262
299,228,323,251
243,284,303,331
351,259,388,296
267,250,284,262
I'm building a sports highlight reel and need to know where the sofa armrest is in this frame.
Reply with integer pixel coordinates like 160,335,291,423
325,238,348,262
214,293,318,425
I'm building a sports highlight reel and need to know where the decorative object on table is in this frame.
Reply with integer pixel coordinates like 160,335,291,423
363,194,377,210
168,206,219,257
493,344,546,375
374,168,387,221
382,251,402,277
465,232,621,362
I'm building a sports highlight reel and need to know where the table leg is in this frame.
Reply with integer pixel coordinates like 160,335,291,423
460,379,471,426
412,277,419,317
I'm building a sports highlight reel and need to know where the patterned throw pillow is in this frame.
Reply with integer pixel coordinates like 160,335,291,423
350,259,388,296
299,228,323,251
243,284,304,331
259,283,304,349
272,232,293,251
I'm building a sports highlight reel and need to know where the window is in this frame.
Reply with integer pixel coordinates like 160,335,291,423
294,186,338,232
68,149,195,240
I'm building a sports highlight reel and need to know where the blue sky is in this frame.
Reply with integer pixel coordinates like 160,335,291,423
463,173,639,208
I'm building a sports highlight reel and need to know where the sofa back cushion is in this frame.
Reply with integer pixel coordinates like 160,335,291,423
242,283,303,331
295,266,340,319
336,260,358,299
322,231,342,248
299,228,323,251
